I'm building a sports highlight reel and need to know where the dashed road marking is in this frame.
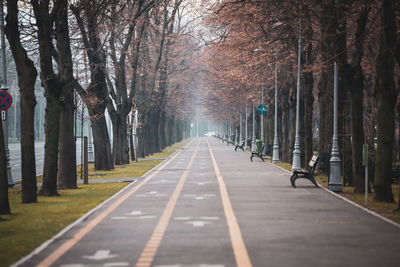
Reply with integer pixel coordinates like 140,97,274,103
135,142,200,267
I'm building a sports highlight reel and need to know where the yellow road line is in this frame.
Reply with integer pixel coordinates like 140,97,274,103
135,142,200,267
35,144,187,267
207,140,253,267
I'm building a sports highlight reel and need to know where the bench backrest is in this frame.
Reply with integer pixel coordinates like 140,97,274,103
258,144,265,154
308,155,319,169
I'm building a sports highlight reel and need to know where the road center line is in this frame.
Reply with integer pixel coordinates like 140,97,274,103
35,142,189,267
207,140,253,267
135,142,200,267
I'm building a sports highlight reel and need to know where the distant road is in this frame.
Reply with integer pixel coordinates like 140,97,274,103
8,139,83,183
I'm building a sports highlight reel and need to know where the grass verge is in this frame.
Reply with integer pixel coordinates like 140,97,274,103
273,161,400,224
0,183,127,266
29,139,191,183
1,139,191,266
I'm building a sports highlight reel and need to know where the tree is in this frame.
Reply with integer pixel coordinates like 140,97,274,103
373,0,397,202
5,0,38,202
31,0,61,196
56,0,77,189
71,0,114,170
106,0,154,165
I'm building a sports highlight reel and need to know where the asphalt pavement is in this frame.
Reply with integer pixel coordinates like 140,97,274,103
14,138,400,267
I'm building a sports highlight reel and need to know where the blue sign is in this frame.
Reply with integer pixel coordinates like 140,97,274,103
257,104,267,115
0,91,12,111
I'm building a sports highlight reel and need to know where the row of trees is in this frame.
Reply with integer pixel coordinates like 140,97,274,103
202,0,400,203
0,0,201,214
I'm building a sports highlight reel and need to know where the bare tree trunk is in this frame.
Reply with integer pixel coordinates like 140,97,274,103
32,0,61,196
57,0,77,189
91,115,114,170
5,0,38,202
373,0,396,202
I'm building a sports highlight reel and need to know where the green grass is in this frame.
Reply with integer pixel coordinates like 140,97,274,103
273,161,400,224
1,139,191,266
0,183,128,266
25,139,191,183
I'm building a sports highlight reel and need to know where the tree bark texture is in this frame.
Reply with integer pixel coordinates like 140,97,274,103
347,5,369,193
32,0,61,196
5,0,38,203
373,0,396,202
56,0,77,189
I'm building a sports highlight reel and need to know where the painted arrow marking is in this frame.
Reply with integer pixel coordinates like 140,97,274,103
82,250,118,261
125,210,143,216
183,194,216,200
189,181,213,186
155,265,225,267
149,179,173,184
185,221,211,227
61,263,129,267
136,191,167,197
112,210,156,220
61,262,129,267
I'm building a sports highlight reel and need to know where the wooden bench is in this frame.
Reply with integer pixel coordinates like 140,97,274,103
290,155,319,188
250,144,265,162
235,141,245,151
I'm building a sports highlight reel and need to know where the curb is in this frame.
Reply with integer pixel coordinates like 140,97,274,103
267,161,400,229
11,139,192,267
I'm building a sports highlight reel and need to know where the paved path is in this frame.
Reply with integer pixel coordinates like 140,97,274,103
15,138,400,267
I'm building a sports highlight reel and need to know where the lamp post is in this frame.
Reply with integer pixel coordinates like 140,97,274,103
239,110,243,145
328,62,342,192
196,114,199,137
245,102,248,149
272,62,280,162
252,103,256,152
292,23,302,171
260,83,264,156
0,0,13,186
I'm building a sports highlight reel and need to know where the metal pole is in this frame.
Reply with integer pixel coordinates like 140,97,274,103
83,136,88,184
245,102,248,149
272,62,280,162
239,110,243,145
196,114,199,137
260,83,264,155
0,0,13,186
292,27,302,171
252,103,256,152
328,62,342,192
364,144,368,206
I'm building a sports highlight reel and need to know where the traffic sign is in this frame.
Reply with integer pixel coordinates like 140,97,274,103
0,91,12,111
257,104,267,115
